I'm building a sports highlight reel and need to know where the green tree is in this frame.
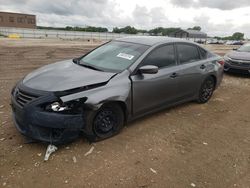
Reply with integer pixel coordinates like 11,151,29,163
188,26,201,31
112,26,138,34
231,32,244,40
148,27,180,36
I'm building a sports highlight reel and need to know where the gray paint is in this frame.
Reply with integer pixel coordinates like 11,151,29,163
22,36,223,119
23,60,116,91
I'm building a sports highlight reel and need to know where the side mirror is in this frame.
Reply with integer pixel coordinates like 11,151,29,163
138,65,158,74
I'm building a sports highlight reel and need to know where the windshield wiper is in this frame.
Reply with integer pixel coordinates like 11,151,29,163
79,63,103,71
73,58,80,64
73,58,103,71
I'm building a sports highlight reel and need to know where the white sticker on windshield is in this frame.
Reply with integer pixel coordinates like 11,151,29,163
117,53,134,60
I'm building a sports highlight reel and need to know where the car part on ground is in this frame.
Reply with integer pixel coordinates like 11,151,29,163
44,144,58,161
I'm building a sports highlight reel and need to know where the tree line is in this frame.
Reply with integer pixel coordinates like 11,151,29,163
37,25,245,40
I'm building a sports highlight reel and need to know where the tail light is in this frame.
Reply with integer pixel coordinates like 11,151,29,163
217,60,225,66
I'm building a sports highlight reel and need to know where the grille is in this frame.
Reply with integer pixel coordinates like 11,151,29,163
15,89,39,107
229,60,250,68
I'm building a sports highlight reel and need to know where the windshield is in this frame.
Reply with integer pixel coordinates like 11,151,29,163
238,43,250,52
79,41,149,72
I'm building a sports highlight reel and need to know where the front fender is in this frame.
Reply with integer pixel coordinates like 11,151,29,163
60,71,131,110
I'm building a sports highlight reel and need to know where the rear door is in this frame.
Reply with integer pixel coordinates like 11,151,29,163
130,44,181,115
174,43,209,99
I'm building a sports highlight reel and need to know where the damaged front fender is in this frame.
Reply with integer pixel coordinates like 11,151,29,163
60,70,132,112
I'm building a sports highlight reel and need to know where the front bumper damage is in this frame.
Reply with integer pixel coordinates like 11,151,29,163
11,83,85,144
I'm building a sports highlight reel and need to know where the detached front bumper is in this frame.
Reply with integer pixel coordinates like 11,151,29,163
11,84,85,144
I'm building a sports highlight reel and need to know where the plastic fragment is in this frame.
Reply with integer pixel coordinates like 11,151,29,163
44,144,58,161
150,168,157,174
84,146,94,156
72,156,77,163
191,183,196,187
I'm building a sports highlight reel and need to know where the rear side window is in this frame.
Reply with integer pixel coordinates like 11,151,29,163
199,47,208,59
142,45,176,68
177,44,201,64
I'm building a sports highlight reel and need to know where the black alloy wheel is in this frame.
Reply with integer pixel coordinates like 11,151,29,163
197,77,215,103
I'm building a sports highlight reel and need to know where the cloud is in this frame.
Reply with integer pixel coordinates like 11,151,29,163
132,5,169,29
170,0,250,10
0,0,250,37
0,0,118,19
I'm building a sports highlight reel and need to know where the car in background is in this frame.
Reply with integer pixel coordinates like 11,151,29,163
11,36,224,144
224,43,250,74
207,39,225,45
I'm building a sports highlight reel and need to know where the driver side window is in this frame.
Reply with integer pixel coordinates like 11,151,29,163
142,44,176,68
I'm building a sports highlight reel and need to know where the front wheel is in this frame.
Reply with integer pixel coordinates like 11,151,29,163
197,77,215,103
84,103,124,142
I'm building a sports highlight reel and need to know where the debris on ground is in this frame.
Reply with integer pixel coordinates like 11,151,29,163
150,168,157,174
44,144,58,161
72,156,77,163
0,138,5,141
34,162,40,167
203,142,208,145
0,105,4,108
84,146,94,157
191,183,196,187
213,98,225,102
37,153,42,157
2,121,7,125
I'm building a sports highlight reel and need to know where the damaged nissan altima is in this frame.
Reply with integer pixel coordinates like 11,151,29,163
11,36,224,144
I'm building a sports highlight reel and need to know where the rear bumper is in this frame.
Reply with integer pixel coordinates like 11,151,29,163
11,84,85,144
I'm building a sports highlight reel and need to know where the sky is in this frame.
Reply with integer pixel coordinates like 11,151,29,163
1,0,250,37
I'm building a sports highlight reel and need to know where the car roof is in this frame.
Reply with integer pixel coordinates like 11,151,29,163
114,36,195,46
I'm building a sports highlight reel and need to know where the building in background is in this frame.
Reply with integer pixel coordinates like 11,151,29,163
0,12,36,29
169,29,207,39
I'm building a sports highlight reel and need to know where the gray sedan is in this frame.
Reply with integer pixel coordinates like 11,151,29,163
11,36,224,144
224,43,250,74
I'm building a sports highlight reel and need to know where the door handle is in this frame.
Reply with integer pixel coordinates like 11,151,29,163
200,64,206,69
170,72,178,78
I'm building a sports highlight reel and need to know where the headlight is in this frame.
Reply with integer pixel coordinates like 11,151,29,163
50,102,69,112
45,98,87,113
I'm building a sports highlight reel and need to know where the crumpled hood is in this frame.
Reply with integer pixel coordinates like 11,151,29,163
227,51,250,61
23,60,116,91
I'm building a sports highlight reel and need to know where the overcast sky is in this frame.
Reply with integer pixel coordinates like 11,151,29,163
1,0,250,37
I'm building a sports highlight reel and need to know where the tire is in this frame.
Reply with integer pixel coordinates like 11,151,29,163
197,77,215,104
84,103,124,142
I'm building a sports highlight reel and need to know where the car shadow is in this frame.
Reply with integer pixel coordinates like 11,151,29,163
224,71,250,78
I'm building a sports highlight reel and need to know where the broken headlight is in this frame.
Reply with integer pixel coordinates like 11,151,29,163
49,102,69,112
45,98,87,113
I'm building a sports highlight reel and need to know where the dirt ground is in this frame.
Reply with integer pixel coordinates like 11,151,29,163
0,38,250,188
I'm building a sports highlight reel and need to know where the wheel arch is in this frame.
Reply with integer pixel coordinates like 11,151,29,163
208,74,217,87
100,100,128,122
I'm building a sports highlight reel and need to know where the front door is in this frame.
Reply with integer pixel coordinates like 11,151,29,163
130,44,180,116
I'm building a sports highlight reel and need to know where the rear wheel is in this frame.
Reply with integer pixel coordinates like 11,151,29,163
84,103,124,141
197,77,215,103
